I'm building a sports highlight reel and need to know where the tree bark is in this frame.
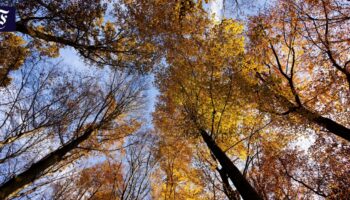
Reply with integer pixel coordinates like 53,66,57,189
218,168,241,200
312,113,350,142
294,106,350,142
256,72,350,142
16,22,124,53
0,126,95,199
200,129,262,200
281,97,350,142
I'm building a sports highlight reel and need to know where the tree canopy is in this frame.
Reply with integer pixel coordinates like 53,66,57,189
0,0,349,199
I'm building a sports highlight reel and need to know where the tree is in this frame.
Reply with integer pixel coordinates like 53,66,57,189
248,131,350,199
151,129,211,200
51,132,157,200
0,57,146,199
0,0,349,199
0,0,158,86
0,33,28,86
247,0,350,142
291,0,350,87
152,13,263,198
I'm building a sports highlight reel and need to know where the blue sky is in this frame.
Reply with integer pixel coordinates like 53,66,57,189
59,47,159,128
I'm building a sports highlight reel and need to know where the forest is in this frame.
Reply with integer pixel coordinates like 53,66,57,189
0,0,349,199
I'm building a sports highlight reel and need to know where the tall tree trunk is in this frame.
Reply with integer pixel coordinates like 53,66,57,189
283,94,350,142
256,72,350,142
0,126,95,199
200,129,262,200
311,111,350,142
289,103,350,142
218,168,240,200
284,98,350,142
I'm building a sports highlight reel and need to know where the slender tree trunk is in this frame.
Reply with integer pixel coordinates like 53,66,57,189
0,127,95,199
346,73,350,91
200,129,262,200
